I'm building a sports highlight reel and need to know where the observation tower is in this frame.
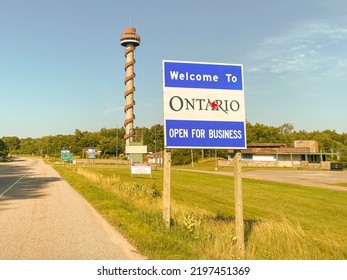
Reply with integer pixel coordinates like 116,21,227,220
120,27,141,146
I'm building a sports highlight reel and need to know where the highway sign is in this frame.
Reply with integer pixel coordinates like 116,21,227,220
87,148,96,159
163,60,247,149
61,150,73,162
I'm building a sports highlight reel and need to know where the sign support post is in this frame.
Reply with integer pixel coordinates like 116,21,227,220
234,150,245,256
163,149,171,228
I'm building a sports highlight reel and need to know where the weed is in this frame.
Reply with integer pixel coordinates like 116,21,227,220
150,185,162,198
183,211,201,236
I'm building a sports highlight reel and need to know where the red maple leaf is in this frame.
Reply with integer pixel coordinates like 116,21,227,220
211,101,218,110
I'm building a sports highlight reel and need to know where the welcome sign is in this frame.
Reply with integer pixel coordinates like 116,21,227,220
163,60,247,149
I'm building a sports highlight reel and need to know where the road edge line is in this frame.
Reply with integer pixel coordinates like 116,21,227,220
0,166,36,199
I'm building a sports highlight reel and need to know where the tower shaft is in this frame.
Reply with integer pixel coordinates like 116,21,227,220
124,44,136,145
120,27,140,146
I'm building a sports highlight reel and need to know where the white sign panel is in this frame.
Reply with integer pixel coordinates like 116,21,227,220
131,164,152,175
163,60,247,149
125,145,148,154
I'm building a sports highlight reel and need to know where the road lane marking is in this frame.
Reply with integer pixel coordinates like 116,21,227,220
0,167,36,199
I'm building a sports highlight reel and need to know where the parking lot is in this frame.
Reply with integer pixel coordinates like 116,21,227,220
180,168,347,192
241,169,347,191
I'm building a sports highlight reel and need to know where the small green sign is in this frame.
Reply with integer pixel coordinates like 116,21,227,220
61,152,73,162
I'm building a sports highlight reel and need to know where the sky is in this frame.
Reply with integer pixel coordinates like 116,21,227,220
0,0,346,138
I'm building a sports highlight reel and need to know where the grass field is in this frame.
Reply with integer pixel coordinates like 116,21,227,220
53,161,347,260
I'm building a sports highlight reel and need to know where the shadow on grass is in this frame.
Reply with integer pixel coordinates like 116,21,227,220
244,219,261,245
211,212,261,246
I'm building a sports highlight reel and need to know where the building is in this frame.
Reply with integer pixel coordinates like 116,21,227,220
147,151,163,166
226,140,338,169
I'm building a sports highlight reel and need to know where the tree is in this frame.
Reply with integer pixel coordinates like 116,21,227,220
143,124,164,153
171,149,199,165
0,139,9,159
99,137,119,157
2,136,20,154
246,122,280,143
279,123,294,135
3,122,345,167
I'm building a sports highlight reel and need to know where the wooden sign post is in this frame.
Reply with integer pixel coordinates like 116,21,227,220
163,149,171,228
234,150,245,256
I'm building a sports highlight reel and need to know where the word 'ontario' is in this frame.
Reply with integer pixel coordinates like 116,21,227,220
169,96,240,114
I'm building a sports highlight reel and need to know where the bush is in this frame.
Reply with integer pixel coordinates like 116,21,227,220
0,139,8,159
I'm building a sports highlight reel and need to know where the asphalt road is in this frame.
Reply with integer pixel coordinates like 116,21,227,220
0,157,146,260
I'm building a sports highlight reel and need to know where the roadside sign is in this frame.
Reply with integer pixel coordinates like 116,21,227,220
162,60,247,251
131,164,151,177
61,150,73,162
87,148,96,159
87,154,96,159
163,60,247,149
125,145,148,154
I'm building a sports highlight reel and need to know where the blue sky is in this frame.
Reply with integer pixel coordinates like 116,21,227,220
0,0,346,138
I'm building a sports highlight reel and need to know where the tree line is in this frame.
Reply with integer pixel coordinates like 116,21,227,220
1,122,347,166
1,124,164,159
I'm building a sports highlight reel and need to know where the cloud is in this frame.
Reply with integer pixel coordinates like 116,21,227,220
102,106,123,115
248,20,347,75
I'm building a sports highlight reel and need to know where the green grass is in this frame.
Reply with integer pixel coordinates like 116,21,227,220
53,163,347,260
175,157,297,172
175,157,232,171
333,182,347,187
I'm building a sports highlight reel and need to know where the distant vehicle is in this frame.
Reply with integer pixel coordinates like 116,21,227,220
330,162,343,171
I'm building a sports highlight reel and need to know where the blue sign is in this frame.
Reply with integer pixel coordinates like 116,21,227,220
163,60,246,149
166,120,246,149
164,61,243,90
